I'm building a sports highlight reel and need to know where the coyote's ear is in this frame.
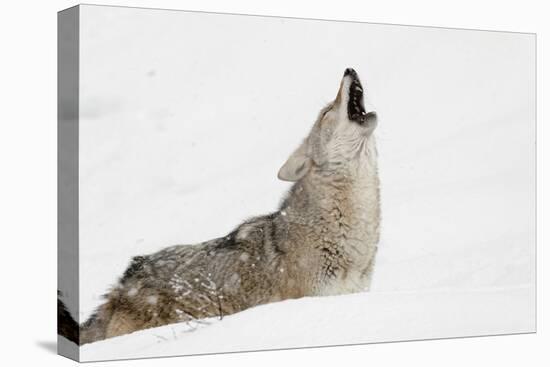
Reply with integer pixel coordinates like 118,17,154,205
277,140,312,182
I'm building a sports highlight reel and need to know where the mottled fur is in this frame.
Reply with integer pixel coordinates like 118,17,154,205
59,68,381,345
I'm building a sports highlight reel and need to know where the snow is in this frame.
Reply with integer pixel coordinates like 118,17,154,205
239,252,250,262
79,286,534,361
127,288,138,297
71,5,535,362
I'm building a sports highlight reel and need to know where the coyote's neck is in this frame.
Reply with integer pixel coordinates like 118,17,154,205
283,136,381,248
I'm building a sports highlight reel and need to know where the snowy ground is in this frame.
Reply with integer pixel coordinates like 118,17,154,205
69,5,535,362
79,286,534,361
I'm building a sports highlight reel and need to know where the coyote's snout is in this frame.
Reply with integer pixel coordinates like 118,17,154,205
58,68,381,345
344,68,376,124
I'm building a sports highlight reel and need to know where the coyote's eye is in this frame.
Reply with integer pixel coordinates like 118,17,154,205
321,105,332,119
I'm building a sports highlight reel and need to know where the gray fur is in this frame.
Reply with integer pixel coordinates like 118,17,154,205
72,68,381,344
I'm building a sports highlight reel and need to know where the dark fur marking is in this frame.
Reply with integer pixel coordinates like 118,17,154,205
121,255,147,282
270,219,286,255
214,230,238,250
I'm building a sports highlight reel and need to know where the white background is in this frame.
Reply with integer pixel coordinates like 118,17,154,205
0,0,547,366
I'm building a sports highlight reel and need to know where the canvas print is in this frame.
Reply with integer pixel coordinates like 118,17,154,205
58,4,536,362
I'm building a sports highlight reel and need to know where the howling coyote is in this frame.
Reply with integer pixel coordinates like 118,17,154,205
59,68,381,345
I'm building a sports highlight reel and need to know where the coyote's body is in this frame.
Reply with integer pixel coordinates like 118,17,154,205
60,68,381,345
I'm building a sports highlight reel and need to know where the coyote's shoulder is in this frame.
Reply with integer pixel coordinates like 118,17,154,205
60,68,381,345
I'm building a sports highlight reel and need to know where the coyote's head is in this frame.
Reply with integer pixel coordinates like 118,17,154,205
278,68,378,182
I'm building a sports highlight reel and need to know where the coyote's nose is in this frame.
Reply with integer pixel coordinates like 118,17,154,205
344,68,357,77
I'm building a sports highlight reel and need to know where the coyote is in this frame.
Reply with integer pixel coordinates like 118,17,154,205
59,68,380,345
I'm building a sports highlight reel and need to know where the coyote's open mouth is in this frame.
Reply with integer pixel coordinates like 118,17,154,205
345,68,376,125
